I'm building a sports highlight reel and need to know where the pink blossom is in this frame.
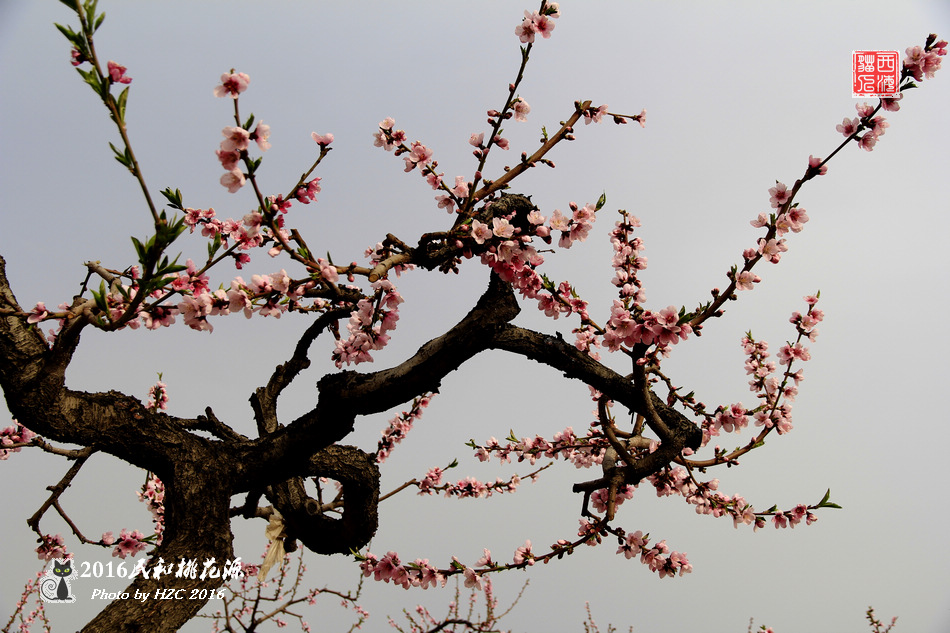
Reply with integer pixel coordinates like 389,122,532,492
295,178,322,204
251,123,271,151
179,294,214,332
858,133,878,151
533,13,556,39
402,141,433,172
757,238,787,264
549,209,571,232
836,116,860,137
220,169,245,193
768,182,791,209
317,258,339,283
475,548,495,568
617,530,647,559
112,529,148,559
471,220,493,245
409,559,442,589
515,11,539,43
36,534,67,562
904,44,943,81
880,95,903,112
513,540,535,565
216,148,240,170
584,104,608,125
808,155,828,175
107,60,132,84
374,552,401,583
221,126,250,152
214,71,250,98
512,98,531,122
1,422,35,459
26,302,48,324
311,132,334,147
855,102,875,118
452,176,469,198
463,567,482,590
515,10,555,43
469,132,484,147
492,217,515,239
425,172,444,190
735,270,761,291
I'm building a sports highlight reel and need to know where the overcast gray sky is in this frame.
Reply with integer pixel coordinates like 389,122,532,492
2,2,949,632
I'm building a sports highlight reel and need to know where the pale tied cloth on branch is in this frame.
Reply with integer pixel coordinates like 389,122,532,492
258,509,287,581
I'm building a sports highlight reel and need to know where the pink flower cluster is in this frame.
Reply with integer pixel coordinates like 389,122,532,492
548,201,596,249
1,421,35,459
644,468,820,532
35,534,68,562
174,266,302,333
709,403,748,436
473,427,586,466
477,217,547,295
582,103,608,125
515,4,559,44
137,473,165,546
903,36,946,81
616,530,691,578
211,71,274,192
373,118,460,212
609,212,648,305
359,552,445,590
739,296,823,436
183,206,277,263
441,474,523,499
331,279,403,367
604,303,691,352
375,394,432,463
106,60,131,85
146,380,168,412
836,102,890,152
112,528,148,559
590,484,635,514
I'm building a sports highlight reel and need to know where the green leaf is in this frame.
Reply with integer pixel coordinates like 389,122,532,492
109,142,131,167
93,11,105,32
116,86,129,123
595,191,607,211
208,233,222,259
160,187,184,210
244,113,255,130
92,281,108,313
54,22,80,44
131,236,146,263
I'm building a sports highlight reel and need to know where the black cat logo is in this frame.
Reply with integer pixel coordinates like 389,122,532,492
40,559,76,604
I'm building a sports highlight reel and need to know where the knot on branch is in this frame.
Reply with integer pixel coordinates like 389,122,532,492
271,444,380,555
